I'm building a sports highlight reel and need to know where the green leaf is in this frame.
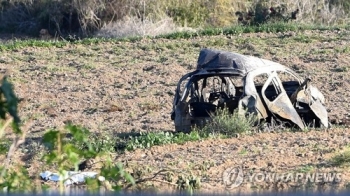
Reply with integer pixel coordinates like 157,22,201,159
43,152,58,164
42,130,60,150
124,173,135,185
0,141,10,154
0,77,20,124
66,124,90,143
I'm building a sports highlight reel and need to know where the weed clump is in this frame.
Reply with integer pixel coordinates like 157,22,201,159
202,108,258,136
331,148,350,167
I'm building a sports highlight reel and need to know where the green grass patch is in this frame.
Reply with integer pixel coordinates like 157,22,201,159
156,23,350,40
0,39,68,51
125,131,204,151
125,108,258,151
296,164,315,173
330,147,350,167
1,23,350,52
202,108,258,137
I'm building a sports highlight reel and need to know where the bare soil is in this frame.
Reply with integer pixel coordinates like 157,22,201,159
1,29,350,194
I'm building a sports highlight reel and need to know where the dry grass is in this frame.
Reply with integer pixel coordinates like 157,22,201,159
0,0,349,37
94,0,350,39
95,16,195,38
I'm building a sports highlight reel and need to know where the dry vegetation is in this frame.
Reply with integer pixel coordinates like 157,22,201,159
0,0,349,38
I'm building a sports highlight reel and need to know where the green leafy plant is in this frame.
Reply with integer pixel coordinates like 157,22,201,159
126,130,205,150
0,77,21,133
42,126,94,193
84,159,135,192
71,131,117,153
89,133,117,153
42,124,134,193
202,108,258,136
0,166,34,193
124,110,260,151
99,162,136,191
165,0,209,27
0,76,34,193
126,131,174,150
331,147,350,167
297,165,315,173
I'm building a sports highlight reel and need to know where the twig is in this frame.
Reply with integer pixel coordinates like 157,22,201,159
1,127,26,177
0,118,12,139
124,168,186,189
0,117,31,178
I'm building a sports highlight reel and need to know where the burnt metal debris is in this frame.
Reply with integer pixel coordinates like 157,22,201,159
171,48,329,132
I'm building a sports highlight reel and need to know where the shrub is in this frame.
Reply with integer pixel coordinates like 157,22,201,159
234,0,349,26
0,0,349,37
42,125,135,193
330,147,350,167
162,0,209,27
0,0,141,36
202,108,258,136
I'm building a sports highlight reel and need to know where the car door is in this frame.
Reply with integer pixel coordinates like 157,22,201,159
261,71,305,129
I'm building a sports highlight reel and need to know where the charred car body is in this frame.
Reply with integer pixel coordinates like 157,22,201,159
171,48,329,132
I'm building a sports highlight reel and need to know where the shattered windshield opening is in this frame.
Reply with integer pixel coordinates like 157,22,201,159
182,74,243,119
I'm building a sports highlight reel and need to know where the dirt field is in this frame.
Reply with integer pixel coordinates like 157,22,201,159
1,29,350,193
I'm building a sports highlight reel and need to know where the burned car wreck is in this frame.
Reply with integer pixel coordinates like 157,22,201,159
171,48,329,132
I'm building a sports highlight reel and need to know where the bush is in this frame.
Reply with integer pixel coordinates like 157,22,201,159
0,0,141,36
330,147,350,167
330,0,350,11
0,0,349,37
163,0,209,27
202,108,258,136
234,0,350,26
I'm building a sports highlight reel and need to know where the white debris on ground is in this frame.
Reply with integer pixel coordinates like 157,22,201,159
40,171,105,186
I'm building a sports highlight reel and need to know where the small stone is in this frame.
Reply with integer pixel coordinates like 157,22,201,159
296,153,305,157
164,153,174,159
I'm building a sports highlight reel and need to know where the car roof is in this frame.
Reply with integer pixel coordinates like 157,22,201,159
197,48,291,75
